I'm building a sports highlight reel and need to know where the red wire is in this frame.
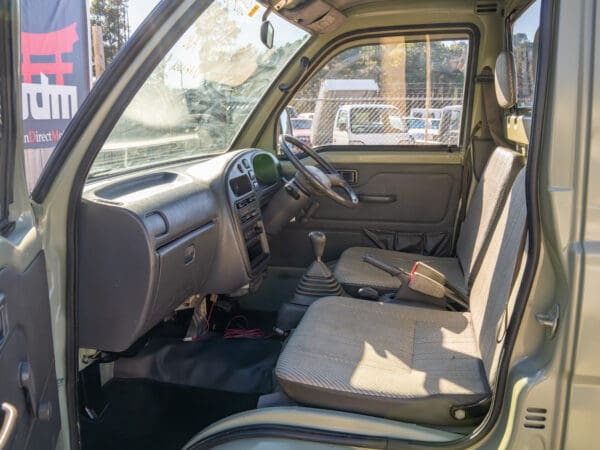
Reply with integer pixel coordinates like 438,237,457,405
224,328,272,339
223,313,272,339
184,302,272,341
206,297,218,329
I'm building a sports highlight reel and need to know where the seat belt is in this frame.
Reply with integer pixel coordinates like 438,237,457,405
454,68,512,249
478,66,512,149
457,122,481,227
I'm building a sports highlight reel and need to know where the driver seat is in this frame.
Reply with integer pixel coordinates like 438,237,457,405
333,51,523,299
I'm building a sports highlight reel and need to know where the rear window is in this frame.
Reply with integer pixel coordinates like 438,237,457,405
511,0,541,109
285,32,471,148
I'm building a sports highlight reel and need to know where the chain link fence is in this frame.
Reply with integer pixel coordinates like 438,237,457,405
288,90,463,147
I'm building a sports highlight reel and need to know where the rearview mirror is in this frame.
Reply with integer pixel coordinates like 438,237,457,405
261,21,274,49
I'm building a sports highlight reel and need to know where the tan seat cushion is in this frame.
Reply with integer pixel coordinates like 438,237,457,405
334,247,466,296
275,296,489,425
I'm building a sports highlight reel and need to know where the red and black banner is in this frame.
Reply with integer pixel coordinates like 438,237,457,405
21,0,90,149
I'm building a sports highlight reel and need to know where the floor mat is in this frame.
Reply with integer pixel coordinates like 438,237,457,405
114,335,282,394
81,379,257,450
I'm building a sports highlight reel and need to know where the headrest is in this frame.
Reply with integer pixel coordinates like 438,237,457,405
495,51,517,109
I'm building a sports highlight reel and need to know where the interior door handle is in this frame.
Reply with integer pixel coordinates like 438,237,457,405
357,194,397,203
0,402,18,449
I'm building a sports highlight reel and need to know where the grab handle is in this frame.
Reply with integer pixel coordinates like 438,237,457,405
0,402,18,449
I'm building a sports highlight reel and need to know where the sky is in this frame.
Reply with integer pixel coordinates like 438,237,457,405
514,0,541,40
128,0,160,32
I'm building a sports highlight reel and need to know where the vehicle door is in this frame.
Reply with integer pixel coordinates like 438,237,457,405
0,2,61,449
271,31,475,267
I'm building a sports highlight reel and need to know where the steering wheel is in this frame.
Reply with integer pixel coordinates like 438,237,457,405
279,134,359,208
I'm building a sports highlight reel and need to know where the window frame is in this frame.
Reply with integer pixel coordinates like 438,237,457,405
507,0,541,113
0,0,19,232
271,24,480,158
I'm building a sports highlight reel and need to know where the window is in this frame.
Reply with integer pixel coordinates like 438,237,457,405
286,33,470,148
88,1,308,179
511,0,541,109
21,0,162,191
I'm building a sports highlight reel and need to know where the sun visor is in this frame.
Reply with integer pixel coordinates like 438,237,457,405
261,0,346,34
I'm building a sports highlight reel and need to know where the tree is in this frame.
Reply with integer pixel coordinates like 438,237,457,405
90,0,130,65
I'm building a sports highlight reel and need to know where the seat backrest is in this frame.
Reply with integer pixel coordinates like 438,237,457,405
469,167,527,385
456,50,524,287
456,146,523,286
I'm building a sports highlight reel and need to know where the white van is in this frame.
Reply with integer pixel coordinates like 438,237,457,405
332,104,413,145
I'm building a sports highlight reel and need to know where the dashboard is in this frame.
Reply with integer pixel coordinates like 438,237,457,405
77,149,282,352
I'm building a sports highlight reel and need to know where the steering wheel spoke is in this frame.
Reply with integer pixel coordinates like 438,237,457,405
279,135,359,208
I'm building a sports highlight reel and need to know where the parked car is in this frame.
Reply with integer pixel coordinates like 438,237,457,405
298,112,314,120
332,104,413,145
409,107,443,119
436,105,463,145
291,117,313,146
406,116,441,143
311,78,379,145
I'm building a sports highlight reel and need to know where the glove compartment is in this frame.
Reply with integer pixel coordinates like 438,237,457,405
78,171,219,352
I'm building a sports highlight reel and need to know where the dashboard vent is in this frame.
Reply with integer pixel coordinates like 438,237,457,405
475,1,499,14
523,407,547,429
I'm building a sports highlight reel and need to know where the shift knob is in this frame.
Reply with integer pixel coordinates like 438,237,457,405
309,231,326,261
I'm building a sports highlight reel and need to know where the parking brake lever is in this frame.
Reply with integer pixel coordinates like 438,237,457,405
362,254,409,279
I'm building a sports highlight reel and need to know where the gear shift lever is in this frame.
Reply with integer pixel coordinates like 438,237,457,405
309,231,326,262
292,231,344,300
277,231,345,331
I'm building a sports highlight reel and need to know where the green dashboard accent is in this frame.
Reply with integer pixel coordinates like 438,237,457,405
253,153,280,185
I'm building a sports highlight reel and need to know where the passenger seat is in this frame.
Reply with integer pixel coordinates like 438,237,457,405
334,51,523,299
274,167,528,425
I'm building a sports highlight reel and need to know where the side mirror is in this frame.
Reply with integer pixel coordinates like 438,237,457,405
261,21,274,49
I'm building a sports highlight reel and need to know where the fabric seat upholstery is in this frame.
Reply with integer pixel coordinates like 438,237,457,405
275,168,528,425
276,296,488,424
334,246,466,295
334,145,522,295
334,51,523,297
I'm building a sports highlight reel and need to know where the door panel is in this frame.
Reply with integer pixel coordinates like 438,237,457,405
0,252,60,450
0,1,61,445
270,150,463,267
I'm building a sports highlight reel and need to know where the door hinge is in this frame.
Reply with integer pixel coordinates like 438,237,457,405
535,304,559,339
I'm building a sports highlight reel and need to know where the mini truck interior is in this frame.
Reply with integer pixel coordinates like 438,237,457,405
69,0,545,449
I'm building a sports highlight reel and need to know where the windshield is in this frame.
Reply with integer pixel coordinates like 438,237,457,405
89,1,308,179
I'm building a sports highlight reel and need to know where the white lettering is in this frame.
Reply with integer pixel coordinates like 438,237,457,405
22,73,78,121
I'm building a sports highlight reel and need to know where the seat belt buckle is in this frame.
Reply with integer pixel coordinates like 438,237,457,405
407,270,446,299
410,262,447,285
411,261,469,309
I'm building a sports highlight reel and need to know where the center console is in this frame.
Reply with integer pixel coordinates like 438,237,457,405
227,155,271,277
234,189,269,272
